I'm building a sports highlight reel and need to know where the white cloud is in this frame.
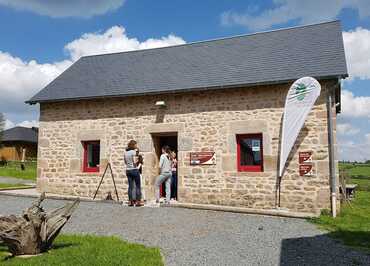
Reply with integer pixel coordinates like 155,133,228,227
4,119,14,130
221,0,370,31
0,51,71,103
339,139,370,162
337,123,360,135
3,119,38,130
4,119,39,129
17,120,39,128
65,26,185,61
0,0,125,18
343,27,370,80
0,25,185,125
341,90,370,118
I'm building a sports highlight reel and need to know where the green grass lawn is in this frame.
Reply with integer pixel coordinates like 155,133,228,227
0,161,36,180
0,235,164,266
350,178,370,192
311,191,370,252
339,163,370,177
311,163,370,252
0,183,32,189
347,166,370,177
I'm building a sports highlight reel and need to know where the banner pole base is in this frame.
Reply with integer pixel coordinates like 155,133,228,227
331,192,337,218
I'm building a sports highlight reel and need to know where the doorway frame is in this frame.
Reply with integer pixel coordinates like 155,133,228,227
151,132,178,200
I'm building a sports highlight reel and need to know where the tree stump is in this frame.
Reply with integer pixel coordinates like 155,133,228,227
0,193,79,256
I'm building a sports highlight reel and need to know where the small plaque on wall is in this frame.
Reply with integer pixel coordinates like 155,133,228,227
299,151,312,164
299,164,313,176
190,152,216,165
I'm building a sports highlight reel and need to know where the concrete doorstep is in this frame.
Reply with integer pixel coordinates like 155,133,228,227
163,202,319,219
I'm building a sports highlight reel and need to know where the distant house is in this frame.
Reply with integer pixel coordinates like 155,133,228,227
0,127,38,161
28,21,347,216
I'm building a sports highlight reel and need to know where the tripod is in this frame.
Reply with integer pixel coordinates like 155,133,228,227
93,162,120,202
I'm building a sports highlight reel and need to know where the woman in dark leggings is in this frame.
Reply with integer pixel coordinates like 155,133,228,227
124,140,143,207
170,151,178,200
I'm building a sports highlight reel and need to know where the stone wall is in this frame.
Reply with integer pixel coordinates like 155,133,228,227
37,79,339,214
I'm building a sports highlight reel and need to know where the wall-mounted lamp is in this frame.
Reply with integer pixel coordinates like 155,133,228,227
155,101,166,107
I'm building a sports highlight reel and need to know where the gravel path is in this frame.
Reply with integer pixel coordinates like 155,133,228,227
0,195,369,266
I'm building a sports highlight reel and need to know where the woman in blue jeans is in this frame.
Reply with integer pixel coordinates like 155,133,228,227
124,140,143,207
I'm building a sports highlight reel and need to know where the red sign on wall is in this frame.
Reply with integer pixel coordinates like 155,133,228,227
299,164,313,176
299,151,312,164
190,152,216,165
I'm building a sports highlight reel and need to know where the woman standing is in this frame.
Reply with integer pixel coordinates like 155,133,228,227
136,154,145,201
170,151,178,200
124,140,143,207
155,145,172,204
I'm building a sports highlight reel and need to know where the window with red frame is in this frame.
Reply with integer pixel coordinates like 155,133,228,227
237,134,263,172
82,141,100,172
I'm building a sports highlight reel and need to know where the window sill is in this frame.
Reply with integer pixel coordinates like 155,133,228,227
77,172,101,176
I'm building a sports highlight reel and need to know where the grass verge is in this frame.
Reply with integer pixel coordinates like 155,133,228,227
0,235,164,266
311,163,370,252
310,191,370,253
0,161,36,180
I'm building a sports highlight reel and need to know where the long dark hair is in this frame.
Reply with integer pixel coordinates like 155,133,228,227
162,145,171,154
138,154,144,164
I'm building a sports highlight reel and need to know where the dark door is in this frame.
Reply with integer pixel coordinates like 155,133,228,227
152,133,178,198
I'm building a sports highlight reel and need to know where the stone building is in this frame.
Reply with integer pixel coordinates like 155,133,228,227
28,21,347,216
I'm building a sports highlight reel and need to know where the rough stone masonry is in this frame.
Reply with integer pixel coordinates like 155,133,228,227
36,79,339,215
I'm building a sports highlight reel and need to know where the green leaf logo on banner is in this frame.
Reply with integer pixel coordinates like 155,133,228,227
296,83,307,101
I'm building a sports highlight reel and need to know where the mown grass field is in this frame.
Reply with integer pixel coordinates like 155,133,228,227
0,235,164,266
0,161,36,180
311,162,370,252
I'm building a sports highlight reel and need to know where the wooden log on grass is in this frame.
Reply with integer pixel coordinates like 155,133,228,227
0,192,79,256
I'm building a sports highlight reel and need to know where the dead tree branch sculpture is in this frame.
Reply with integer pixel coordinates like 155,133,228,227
0,193,79,256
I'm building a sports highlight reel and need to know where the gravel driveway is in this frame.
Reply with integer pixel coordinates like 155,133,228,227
0,195,369,266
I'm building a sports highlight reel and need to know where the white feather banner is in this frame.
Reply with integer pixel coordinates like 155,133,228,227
279,77,321,177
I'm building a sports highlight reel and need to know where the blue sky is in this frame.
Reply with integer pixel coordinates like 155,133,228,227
0,0,369,161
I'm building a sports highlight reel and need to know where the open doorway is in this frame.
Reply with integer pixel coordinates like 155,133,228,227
152,133,178,200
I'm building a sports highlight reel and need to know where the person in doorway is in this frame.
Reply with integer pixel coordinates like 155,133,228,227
136,154,145,201
170,151,178,200
155,145,172,204
124,140,143,207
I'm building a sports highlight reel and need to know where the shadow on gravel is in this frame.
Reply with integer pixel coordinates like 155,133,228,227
279,232,370,266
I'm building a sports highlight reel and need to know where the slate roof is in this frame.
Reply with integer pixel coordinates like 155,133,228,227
1,127,38,143
27,20,348,104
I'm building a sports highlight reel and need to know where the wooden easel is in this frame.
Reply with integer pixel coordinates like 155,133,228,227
93,162,119,202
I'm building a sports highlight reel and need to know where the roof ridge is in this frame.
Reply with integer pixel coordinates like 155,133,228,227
80,20,341,59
